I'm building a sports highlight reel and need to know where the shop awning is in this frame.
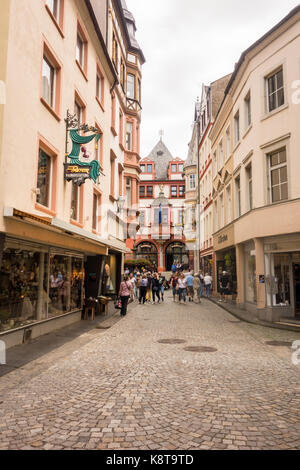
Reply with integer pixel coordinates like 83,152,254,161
4,207,52,226
4,208,129,255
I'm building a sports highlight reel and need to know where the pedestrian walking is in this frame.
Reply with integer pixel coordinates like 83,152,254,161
193,273,202,303
186,271,195,302
151,273,161,304
199,271,204,299
171,262,177,274
146,272,152,302
219,271,230,302
129,273,137,300
171,274,178,302
204,273,212,297
139,274,148,304
136,273,141,301
118,275,133,316
159,274,165,302
177,273,187,303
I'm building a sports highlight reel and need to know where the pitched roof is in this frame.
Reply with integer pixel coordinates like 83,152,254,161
142,140,175,180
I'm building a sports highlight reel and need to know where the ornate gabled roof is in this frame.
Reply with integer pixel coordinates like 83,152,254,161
143,140,175,180
151,190,170,207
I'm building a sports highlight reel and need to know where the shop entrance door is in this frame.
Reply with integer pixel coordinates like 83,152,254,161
293,264,300,317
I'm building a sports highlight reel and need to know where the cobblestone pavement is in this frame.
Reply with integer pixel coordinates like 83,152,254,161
1,295,300,450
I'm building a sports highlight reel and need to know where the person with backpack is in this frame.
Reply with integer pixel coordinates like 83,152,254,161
171,274,178,302
118,275,133,316
139,274,148,305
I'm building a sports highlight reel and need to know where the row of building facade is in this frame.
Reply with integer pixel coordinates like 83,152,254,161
0,0,144,346
185,5,300,323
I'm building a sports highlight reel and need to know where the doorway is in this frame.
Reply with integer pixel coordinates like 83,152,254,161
293,264,300,317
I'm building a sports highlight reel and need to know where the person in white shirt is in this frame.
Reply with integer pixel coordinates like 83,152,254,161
129,273,137,300
177,273,187,303
204,273,213,297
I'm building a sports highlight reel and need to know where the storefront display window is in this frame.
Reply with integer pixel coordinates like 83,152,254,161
244,242,256,303
48,254,84,318
265,253,291,307
0,248,48,331
0,242,84,332
104,255,117,295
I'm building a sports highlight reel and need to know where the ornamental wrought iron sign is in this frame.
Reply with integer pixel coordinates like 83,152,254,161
64,110,101,186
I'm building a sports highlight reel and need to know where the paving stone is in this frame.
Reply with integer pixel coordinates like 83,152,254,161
0,295,300,450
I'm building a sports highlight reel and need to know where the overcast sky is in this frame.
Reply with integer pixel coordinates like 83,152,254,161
126,0,300,159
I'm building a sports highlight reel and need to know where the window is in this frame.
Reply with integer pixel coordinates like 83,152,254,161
112,32,118,68
171,186,177,198
140,212,145,227
246,164,253,210
46,0,60,23
235,176,241,218
219,140,224,170
119,111,123,147
213,151,217,178
214,200,218,232
171,164,177,173
220,193,224,228
268,148,288,203
138,79,141,103
126,122,133,151
120,59,125,90
76,33,84,68
162,208,169,225
110,155,116,198
244,92,251,128
234,111,240,144
178,164,184,173
71,182,79,221
127,73,135,99
179,210,184,225
189,174,196,190
37,149,51,208
267,68,284,112
226,185,232,225
126,177,131,205
179,186,185,197
147,164,153,173
92,193,98,231
226,126,231,159
42,56,55,108
140,165,145,173
146,186,153,198
96,68,104,107
74,101,83,127
139,186,145,198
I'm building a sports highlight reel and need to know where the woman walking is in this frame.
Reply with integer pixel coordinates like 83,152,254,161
177,273,187,304
139,274,148,304
118,275,133,316
151,273,161,304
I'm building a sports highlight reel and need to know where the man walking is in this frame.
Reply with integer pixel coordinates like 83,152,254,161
177,273,187,304
186,271,195,302
204,272,213,298
219,271,230,302
193,273,202,303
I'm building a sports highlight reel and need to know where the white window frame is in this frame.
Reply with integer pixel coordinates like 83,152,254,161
234,110,240,145
266,67,284,113
244,91,251,130
268,148,288,204
42,55,56,108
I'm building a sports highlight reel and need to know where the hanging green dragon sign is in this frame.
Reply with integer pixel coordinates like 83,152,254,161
64,111,101,186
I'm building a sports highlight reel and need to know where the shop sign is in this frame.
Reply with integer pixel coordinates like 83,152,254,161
64,110,101,186
218,235,228,244
64,163,92,185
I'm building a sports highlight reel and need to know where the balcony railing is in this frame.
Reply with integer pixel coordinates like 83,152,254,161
126,97,142,112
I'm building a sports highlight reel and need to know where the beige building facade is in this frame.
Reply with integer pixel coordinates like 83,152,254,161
0,0,144,347
212,5,300,323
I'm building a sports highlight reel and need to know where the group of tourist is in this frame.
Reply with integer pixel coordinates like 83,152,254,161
170,271,213,304
118,267,216,316
118,270,169,316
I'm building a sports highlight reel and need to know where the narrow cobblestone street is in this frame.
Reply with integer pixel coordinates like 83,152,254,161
1,294,300,450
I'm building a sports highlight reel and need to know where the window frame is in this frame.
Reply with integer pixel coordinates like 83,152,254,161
35,135,58,217
41,41,62,120
76,21,88,80
268,148,288,204
45,0,64,36
266,67,285,114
